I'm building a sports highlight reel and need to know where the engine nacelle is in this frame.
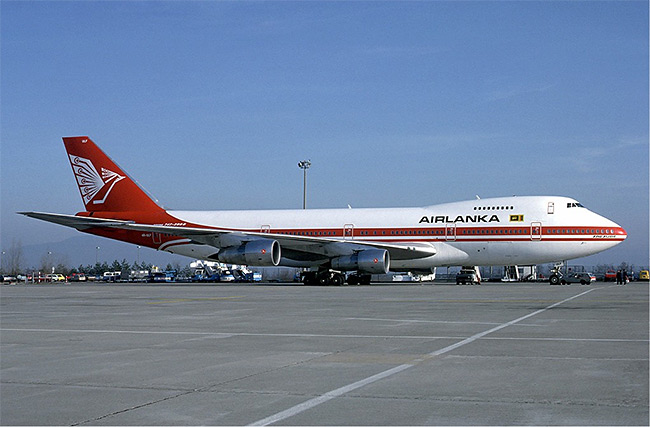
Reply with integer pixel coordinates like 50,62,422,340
217,240,281,266
331,249,390,274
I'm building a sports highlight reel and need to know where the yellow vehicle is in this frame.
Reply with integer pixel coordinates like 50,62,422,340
639,270,649,281
45,273,66,282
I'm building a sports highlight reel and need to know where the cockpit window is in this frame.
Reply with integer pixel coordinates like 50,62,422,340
567,202,584,208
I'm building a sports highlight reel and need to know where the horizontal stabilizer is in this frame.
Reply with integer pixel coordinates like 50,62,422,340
19,212,133,230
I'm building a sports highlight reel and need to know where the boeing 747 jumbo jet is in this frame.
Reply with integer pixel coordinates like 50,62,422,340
22,137,627,285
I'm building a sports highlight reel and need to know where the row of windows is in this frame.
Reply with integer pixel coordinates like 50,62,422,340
473,206,515,211
462,229,527,235
276,231,337,236
272,228,617,237
550,228,613,235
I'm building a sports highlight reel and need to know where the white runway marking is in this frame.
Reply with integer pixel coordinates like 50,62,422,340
347,317,540,326
248,364,414,427
1,328,644,342
0,328,235,336
248,288,599,426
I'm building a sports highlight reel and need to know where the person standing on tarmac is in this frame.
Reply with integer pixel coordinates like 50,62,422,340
622,270,628,285
616,269,622,285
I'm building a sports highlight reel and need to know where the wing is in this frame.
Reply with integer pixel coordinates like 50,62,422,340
19,211,436,261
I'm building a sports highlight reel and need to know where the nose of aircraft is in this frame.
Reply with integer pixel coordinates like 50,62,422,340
604,215,627,243
591,209,627,243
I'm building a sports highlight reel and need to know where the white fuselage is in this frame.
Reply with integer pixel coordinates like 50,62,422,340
162,196,626,269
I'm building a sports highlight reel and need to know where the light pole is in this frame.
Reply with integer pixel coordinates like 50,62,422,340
47,251,53,273
297,160,311,209
96,246,100,264
137,246,141,265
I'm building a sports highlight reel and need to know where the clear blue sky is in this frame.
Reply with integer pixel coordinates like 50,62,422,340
1,1,648,267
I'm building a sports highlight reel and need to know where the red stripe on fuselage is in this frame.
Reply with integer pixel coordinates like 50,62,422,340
76,209,627,249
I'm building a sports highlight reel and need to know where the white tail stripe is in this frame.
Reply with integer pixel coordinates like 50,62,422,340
69,154,124,205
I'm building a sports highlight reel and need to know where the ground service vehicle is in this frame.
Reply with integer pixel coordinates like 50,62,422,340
604,270,617,281
456,268,481,285
102,271,121,282
560,272,596,285
147,272,167,283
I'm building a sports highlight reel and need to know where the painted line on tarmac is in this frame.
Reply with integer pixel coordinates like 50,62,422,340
0,328,237,336
346,317,540,326
0,328,643,343
248,287,598,426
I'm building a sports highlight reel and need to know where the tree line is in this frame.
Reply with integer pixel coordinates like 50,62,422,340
72,260,191,277
0,239,193,277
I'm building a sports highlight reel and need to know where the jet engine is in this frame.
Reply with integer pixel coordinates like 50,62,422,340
217,240,281,266
331,249,390,274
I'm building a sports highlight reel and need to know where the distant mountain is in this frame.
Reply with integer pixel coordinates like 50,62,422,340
19,235,189,271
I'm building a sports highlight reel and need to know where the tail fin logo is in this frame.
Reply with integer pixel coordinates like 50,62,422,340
69,154,125,205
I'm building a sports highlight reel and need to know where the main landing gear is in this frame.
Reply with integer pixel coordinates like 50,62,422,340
301,270,371,286
549,261,565,286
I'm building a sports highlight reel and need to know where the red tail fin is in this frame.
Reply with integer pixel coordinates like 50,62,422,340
63,136,163,213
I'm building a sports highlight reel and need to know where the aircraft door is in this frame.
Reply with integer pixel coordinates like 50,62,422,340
343,224,354,240
445,223,457,241
152,232,162,244
260,225,271,233
531,222,542,240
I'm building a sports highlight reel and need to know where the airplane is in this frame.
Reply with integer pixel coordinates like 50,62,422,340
21,136,627,285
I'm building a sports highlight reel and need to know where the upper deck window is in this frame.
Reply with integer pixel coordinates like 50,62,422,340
473,206,515,211
567,202,584,208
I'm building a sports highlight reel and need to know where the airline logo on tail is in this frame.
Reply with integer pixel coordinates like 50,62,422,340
69,154,125,205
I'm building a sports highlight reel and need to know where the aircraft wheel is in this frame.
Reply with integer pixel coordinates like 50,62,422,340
318,273,331,286
360,275,371,286
331,274,345,286
549,275,560,285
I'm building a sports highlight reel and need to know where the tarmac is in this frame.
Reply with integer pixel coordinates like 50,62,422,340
1,281,648,426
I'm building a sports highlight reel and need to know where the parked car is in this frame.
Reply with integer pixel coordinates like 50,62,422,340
69,273,87,282
639,270,649,281
46,274,66,282
560,272,595,285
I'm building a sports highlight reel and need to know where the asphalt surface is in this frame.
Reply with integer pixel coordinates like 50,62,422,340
1,281,648,426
